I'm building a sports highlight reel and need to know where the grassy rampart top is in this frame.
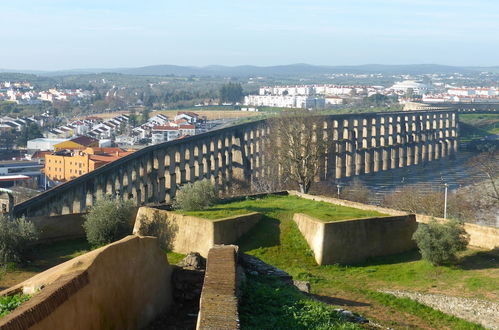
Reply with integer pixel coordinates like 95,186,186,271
177,194,386,221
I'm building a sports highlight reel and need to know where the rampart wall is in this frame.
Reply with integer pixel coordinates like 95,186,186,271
133,207,261,256
290,191,499,250
196,245,239,330
294,213,417,265
0,236,173,330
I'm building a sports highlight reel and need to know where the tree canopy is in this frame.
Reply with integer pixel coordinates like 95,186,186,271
16,123,43,147
219,83,244,104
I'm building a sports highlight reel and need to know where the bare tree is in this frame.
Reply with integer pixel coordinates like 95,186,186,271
264,110,326,194
467,145,499,202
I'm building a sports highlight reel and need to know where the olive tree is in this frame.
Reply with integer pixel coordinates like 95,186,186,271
0,215,38,264
412,220,469,265
83,196,134,247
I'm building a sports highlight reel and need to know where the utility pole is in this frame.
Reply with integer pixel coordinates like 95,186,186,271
443,183,448,219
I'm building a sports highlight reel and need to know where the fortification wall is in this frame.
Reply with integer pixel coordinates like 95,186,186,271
30,213,86,242
294,213,417,265
133,207,261,257
290,191,499,250
196,245,239,330
0,236,173,330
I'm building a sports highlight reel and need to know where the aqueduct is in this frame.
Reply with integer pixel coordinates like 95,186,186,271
12,110,458,219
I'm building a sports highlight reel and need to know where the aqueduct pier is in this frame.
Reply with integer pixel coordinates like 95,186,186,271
12,110,458,219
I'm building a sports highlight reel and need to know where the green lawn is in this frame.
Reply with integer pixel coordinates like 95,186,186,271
178,194,386,221
233,197,495,329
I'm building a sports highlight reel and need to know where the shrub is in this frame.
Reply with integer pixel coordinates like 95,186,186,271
339,179,371,204
0,215,38,264
173,179,218,211
83,196,134,247
412,220,469,265
137,211,178,251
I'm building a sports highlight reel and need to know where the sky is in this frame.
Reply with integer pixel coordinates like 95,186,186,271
1,0,499,70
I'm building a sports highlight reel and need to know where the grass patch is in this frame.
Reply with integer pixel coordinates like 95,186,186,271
0,293,31,317
178,195,385,221
166,251,186,265
239,275,360,330
0,239,90,290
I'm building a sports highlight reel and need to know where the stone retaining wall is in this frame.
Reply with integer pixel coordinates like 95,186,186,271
0,236,173,330
294,213,417,265
290,191,499,250
196,245,239,330
133,207,261,257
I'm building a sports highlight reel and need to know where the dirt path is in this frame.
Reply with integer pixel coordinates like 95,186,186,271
315,288,438,329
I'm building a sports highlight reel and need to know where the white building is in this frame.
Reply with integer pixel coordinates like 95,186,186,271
388,80,428,95
27,138,68,151
325,96,344,105
151,126,181,144
244,94,325,109
447,88,475,97
174,112,199,124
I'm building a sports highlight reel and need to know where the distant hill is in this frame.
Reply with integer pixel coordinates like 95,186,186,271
1,63,498,77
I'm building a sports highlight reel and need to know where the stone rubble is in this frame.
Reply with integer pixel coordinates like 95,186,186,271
177,252,206,270
381,290,499,330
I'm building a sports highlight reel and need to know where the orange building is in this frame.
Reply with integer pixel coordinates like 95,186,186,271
45,147,133,181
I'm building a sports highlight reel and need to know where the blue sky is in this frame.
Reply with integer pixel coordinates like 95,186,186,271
1,0,498,70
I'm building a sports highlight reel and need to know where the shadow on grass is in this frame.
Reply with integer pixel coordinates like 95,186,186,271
458,248,499,270
237,216,281,252
352,249,422,267
23,238,91,272
202,205,286,215
305,292,371,307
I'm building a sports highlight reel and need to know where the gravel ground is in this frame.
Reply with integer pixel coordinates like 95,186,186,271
381,290,499,330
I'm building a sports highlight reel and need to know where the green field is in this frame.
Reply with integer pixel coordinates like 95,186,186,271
177,195,386,221
459,113,499,139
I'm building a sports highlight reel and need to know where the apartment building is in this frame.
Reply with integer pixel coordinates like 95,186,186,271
44,147,133,181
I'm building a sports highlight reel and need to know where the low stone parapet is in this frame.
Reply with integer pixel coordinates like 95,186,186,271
290,191,499,250
133,207,261,257
196,245,239,330
294,213,417,265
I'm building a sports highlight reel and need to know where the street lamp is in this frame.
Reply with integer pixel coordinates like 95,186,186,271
443,183,448,219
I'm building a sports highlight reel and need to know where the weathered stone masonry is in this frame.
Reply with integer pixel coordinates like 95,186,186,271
13,110,458,218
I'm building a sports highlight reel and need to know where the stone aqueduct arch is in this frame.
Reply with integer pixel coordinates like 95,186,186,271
13,110,459,218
